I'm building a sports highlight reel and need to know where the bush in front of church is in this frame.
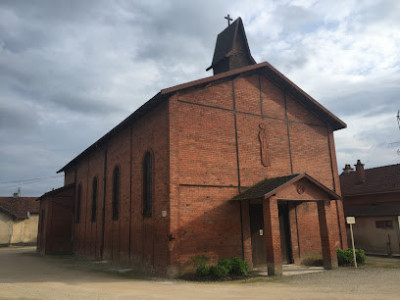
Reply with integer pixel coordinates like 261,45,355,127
337,248,366,266
194,256,249,279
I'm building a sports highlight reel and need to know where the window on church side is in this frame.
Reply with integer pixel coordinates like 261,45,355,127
91,177,98,222
112,167,120,220
143,152,153,217
76,183,82,223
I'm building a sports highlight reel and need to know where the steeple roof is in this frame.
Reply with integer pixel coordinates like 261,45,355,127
207,17,256,74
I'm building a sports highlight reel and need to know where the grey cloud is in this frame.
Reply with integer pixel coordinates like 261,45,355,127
325,83,400,118
0,100,39,132
275,4,321,34
1,0,399,196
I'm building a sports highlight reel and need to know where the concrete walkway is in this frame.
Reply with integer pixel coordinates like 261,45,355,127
2,247,400,299
252,264,325,276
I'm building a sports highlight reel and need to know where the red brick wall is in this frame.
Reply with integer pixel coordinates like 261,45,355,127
37,188,74,255
68,102,170,273
168,71,346,272
64,170,75,185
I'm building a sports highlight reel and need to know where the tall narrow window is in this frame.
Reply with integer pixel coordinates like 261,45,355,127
76,184,82,223
91,177,98,222
143,152,153,217
112,167,120,220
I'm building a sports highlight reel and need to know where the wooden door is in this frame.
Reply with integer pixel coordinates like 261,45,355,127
250,204,266,266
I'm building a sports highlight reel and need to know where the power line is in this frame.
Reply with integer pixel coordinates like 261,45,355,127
0,174,63,185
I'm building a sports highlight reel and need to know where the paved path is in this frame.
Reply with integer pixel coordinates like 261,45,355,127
1,247,400,299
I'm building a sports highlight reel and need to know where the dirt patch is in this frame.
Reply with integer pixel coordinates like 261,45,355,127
1,247,400,299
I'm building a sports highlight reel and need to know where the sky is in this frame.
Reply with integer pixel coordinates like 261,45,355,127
0,0,399,196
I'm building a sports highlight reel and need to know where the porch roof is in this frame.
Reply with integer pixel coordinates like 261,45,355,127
231,173,340,201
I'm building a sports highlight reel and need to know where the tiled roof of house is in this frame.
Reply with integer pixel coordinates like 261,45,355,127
344,202,400,217
0,197,39,220
340,164,400,196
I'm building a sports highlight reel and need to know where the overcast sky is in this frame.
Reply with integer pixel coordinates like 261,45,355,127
1,0,399,196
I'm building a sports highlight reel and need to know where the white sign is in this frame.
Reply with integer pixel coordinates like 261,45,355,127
346,216,355,224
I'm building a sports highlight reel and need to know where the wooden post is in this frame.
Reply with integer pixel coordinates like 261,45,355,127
346,216,357,268
349,223,357,268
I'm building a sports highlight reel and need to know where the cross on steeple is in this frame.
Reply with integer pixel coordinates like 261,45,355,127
224,14,233,26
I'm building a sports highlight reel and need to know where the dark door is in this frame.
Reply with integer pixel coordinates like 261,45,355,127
278,203,293,264
250,204,266,266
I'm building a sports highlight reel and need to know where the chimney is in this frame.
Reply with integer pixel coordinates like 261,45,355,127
354,159,365,184
342,164,354,174
12,187,21,198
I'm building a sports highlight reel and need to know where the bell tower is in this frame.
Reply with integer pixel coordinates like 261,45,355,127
206,17,256,75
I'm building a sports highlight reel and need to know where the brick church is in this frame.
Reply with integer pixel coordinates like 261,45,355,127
37,17,348,276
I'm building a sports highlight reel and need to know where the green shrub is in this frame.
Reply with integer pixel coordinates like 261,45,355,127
191,255,209,268
217,258,233,272
355,249,366,264
196,263,211,277
210,265,230,278
194,256,249,279
229,257,249,276
337,249,366,266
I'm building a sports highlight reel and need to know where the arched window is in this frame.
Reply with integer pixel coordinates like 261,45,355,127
76,183,82,223
91,177,98,222
112,167,120,220
143,152,153,217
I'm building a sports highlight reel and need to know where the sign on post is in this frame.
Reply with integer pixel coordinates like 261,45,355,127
346,216,357,268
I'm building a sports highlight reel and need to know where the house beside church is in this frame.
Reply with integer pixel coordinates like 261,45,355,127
0,193,39,247
340,161,400,256
37,17,347,276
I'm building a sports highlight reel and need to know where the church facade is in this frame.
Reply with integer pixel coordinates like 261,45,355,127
37,18,347,276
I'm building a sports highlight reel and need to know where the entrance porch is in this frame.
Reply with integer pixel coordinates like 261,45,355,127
233,173,342,276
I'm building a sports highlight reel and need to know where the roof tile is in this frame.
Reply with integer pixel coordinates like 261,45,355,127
0,197,39,220
340,164,400,196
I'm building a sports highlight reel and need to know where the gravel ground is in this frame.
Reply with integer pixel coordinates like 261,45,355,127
1,247,400,300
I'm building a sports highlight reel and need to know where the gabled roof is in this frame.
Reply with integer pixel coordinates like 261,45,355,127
0,197,39,220
340,164,400,196
36,183,75,201
58,61,346,173
206,17,256,73
232,173,340,201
